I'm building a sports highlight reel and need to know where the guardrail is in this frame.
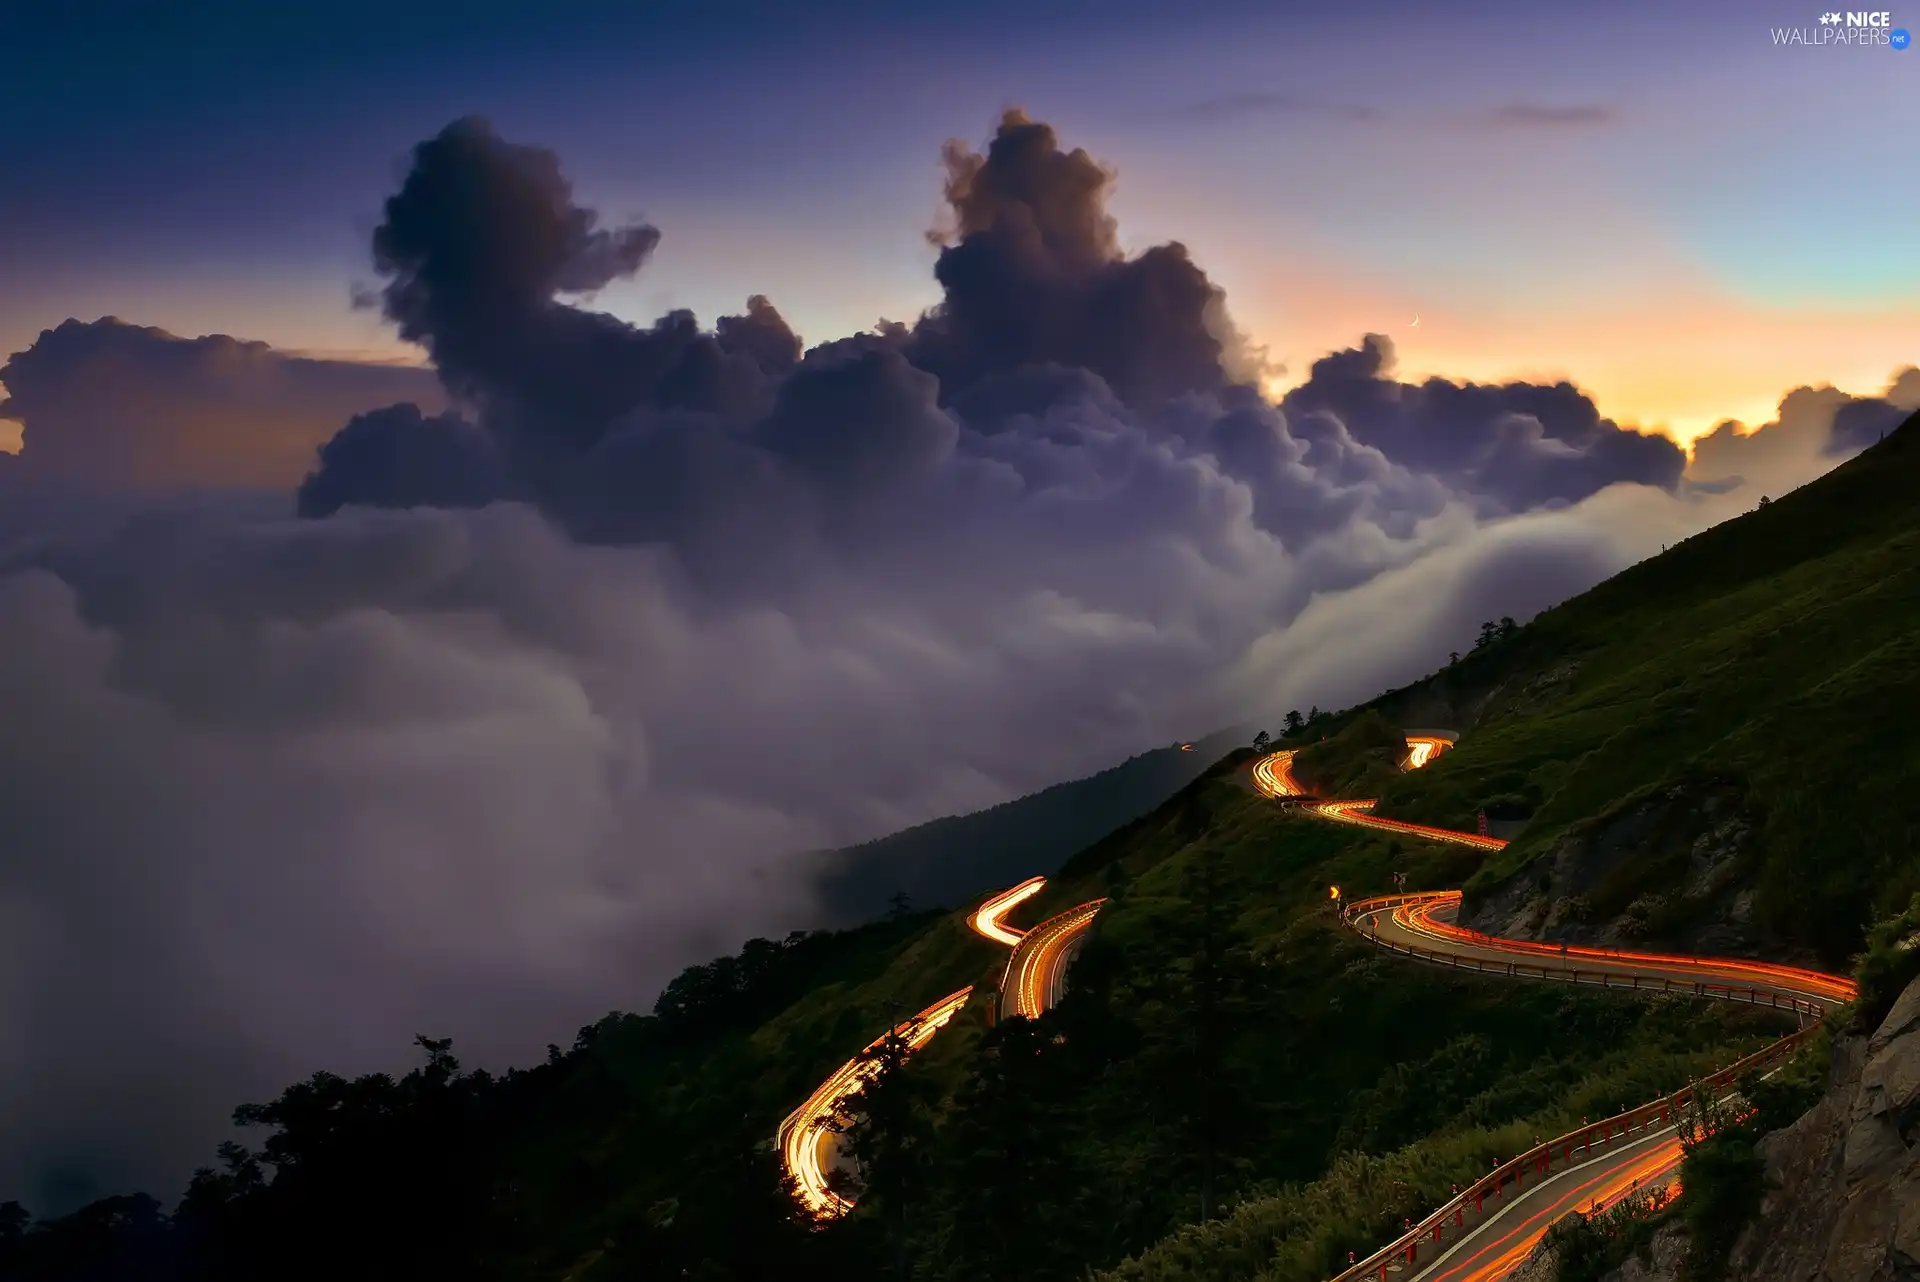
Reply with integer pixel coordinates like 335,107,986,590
1323,894,1833,1282
1349,892,1851,1007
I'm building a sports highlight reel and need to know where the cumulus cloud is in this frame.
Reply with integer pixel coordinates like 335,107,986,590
0,109,1896,1212
0,319,444,490
1685,365,1919,495
1278,333,1687,515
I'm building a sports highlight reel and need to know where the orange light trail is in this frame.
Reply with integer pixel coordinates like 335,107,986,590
1387,891,1855,1005
1000,899,1106,1019
1313,798,1510,850
1250,734,1850,1281
967,875,1047,946
781,869,1111,1215
1435,1144,1681,1282
1249,749,1308,798
776,986,975,1218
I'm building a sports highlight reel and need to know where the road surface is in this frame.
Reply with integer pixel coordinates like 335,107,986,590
1261,739,1851,1281
998,898,1106,1020
774,986,973,1218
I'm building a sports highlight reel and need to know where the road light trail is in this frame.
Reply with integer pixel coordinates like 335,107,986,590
783,729,1849,1249
999,899,1107,1020
776,986,975,1218
1424,1144,1682,1282
967,875,1047,946
780,875,1107,1214
1384,891,1854,1007
1272,736,1852,1282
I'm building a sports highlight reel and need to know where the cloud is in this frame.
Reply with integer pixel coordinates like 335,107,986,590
1277,333,1687,515
0,319,445,491
0,110,1884,1213
1176,92,1382,124
1483,103,1617,127
1686,366,1918,494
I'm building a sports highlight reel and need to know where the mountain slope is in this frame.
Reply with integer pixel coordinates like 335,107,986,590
11,421,1916,1281
809,725,1245,923
1313,410,1920,965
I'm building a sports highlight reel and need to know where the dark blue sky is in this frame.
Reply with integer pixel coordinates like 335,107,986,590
5,0,1915,438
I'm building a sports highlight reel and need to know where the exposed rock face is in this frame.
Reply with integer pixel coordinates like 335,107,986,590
1461,779,1781,961
1730,974,1920,1281
1610,1223,1688,1281
1506,1236,1561,1282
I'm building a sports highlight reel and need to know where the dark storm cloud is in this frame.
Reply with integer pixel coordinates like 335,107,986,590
2,109,1845,1213
1279,333,1687,514
1828,390,1913,454
0,318,445,490
368,116,794,457
296,404,502,518
308,110,1659,562
906,109,1239,408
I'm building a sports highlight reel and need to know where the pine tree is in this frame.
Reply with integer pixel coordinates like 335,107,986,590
831,1017,939,1281
939,1017,1086,1280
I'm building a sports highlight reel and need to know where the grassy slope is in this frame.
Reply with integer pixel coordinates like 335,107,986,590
1320,413,1920,963
640,762,1781,1281
809,725,1246,923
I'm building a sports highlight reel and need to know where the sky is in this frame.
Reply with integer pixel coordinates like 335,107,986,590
5,0,1918,445
0,0,1916,1220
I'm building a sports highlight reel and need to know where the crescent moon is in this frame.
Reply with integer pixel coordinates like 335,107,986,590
1410,315,1421,327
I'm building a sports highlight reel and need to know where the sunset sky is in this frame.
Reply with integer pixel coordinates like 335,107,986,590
7,0,1917,447
3,0,1917,1215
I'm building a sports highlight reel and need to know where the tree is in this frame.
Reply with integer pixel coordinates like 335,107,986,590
1498,616,1517,640
1449,651,1460,665
1251,730,1271,754
938,1017,1087,1280
1757,494,1772,508
885,890,912,920
1283,709,1305,736
831,1019,939,1281
1159,854,1258,1227
1475,620,1498,649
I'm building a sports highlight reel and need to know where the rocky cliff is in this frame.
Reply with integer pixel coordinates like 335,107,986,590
1460,779,1783,962
1729,974,1920,1281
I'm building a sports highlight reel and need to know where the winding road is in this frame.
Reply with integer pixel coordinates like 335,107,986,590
776,733,1856,1280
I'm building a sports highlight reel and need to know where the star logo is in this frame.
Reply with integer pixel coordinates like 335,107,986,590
1821,10,1842,21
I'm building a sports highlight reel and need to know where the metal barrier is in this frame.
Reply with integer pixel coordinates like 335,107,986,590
1321,894,1839,1282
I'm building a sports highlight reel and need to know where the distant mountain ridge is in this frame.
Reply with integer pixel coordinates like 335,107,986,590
808,724,1248,923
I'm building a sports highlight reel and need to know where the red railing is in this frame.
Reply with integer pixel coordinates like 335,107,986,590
1322,894,1838,1282
1369,891,1854,1005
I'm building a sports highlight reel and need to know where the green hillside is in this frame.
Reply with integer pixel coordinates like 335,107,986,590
0,759,1787,1282
810,726,1247,924
1339,411,1920,965
8,416,1912,1281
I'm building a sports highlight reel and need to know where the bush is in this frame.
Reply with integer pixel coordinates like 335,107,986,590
1850,893,1920,1032
1678,1128,1763,1282
1544,1184,1674,1282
